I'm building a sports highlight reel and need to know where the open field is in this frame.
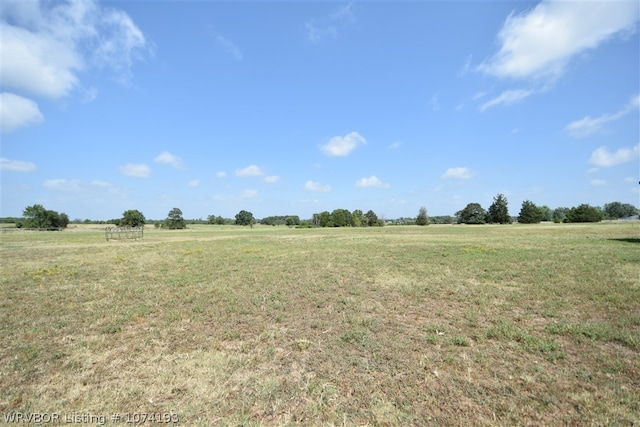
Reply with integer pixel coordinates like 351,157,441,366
1,223,639,426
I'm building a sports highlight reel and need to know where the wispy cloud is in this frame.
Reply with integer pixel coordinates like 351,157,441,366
589,145,639,168
320,131,366,157
566,95,640,138
216,171,227,178
355,176,390,189
442,167,475,179
591,179,606,186
0,157,37,172
154,151,185,170
0,92,43,132
43,178,83,192
119,163,151,178
235,165,263,177
188,179,201,187
388,141,402,150
306,2,355,44
264,175,280,184
215,35,243,60
305,180,332,192
478,1,639,81
480,89,533,111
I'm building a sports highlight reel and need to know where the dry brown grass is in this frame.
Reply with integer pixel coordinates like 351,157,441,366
1,222,639,425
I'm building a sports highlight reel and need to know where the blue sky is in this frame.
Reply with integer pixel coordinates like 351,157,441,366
1,0,639,221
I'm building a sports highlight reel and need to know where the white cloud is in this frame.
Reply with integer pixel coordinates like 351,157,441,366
90,180,111,187
0,0,149,99
478,0,639,81
215,35,243,60
264,175,280,183
591,179,606,186
589,145,640,168
216,171,227,178
388,141,402,150
566,95,640,138
0,92,44,132
43,178,82,192
320,131,366,157
119,163,150,178
305,180,331,192
154,151,185,169
480,89,533,111
188,179,201,187
355,176,390,189
624,176,637,183
0,157,37,172
442,167,475,179
235,165,263,177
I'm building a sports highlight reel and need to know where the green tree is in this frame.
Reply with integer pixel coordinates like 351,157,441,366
235,210,255,227
566,204,604,223
604,202,640,219
165,207,186,229
58,213,70,228
553,207,570,223
331,209,351,227
22,204,69,229
23,204,49,228
365,210,379,227
416,206,429,226
487,193,511,224
540,205,553,222
518,200,544,224
456,203,486,224
210,215,226,225
121,209,146,227
351,209,364,227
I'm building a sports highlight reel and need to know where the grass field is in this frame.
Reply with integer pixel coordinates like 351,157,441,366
1,222,639,426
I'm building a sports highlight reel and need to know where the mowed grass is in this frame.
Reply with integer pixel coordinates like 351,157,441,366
1,222,639,426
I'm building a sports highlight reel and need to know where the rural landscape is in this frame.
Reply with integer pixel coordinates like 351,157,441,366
1,0,639,424
1,215,638,425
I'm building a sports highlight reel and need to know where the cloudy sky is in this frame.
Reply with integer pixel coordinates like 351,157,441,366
1,0,638,220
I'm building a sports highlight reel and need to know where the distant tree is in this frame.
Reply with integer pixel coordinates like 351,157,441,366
235,210,255,227
604,202,639,219
553,207,570,223
165,207,186,229
22,204,69,229
365,210,379,227
416,206,429,226
121,209,146,227
566,204,604,223
23,204,49,228
487,194,511,224
331,209,352,227
456,203,487,224
540,205,554,222
285,217,295,228
48,211,68,228
317,211,332,227
352,209,364,227
518,200,545,224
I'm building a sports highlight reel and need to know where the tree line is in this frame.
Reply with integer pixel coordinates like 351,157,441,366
8,199,638,231
455,195,639,224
